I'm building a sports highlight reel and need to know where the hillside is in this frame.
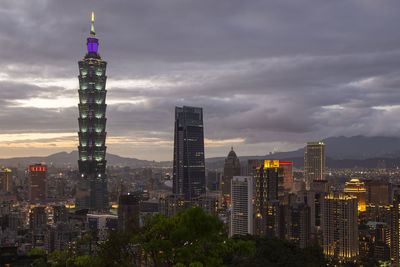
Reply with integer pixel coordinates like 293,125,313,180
2,135,400,169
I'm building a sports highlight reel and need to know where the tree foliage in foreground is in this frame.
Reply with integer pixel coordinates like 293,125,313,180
226,235,327,267
31,206,328,267
32,206,254,267
132,206,255,266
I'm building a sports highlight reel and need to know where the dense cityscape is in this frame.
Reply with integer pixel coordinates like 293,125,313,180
1,3,400,267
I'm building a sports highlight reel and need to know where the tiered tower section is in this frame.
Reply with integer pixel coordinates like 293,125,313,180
76,13,108,211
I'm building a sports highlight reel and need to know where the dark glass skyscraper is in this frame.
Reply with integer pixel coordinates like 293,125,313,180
304,142,325,190
76,13,108,211
173,106,206,201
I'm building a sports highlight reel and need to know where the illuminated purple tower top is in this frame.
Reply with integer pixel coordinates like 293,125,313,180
86,12,100,58
87,38,98,53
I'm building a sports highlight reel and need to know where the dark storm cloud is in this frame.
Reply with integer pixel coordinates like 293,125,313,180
0,0,399,159
0,82,42,103
0,106,77,133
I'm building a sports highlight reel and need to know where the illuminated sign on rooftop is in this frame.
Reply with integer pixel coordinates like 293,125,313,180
264,160,280,168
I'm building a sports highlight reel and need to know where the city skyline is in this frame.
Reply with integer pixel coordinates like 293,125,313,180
0,3,399,266
0,1,399,160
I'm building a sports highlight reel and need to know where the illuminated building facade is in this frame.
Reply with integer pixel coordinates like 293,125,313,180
248,159,292,193
344,178,366,212
76,13,108,211
368,222,390,262
28,164,47,201
323,193,358,263
222,148,241,202
255,160,284,237
247,158,265,198
247,159,265,179
159,194,187,217
53,206,68,224
173,106,205,201
256,160,284,201
230,176,253,237
29,206,47,231
366,203,391,223
192,194,219,216
280,161,293,191
310,180,329,232
0,168,11,193
304,142,325,190
391,194,400,266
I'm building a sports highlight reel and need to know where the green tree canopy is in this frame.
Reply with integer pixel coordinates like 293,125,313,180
132,206,255,267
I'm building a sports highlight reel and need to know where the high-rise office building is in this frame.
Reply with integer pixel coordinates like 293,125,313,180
264,200,285,239
366,203,391,224
344,178,366,212
53,206,68,224
287,202,311,248
0,168,11,193
369,223,390,262
298,180,329,234
254,160,284,237
248,159,291,194
173,106,205,201
45,222,79,254
280,161,293,191
222,148,241,202
76,13,108,211
28,164,47,201
323,193,358,263
118,192,141,232
366,180,390,205
247,158,265,198
304,142,325,190
255,160,284,202
391,193,400,266
247,159,265,179
29,206,47,231
230,176,253,237
206,170,220,191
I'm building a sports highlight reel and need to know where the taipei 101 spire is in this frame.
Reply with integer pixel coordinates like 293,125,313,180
90,12,95,37
76,12,109,211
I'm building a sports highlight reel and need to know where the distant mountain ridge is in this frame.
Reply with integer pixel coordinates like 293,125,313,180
0,151,166,168
264,135,400,160
206,135,400,169
1,135,400,169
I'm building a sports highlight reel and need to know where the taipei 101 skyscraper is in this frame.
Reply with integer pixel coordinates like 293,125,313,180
76,12,108,211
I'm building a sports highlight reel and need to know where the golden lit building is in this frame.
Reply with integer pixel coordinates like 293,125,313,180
323,193,358,263
254,160,284,237
344,178,366,212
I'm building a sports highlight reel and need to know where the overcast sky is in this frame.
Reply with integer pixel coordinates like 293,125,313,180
0,0,399,160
